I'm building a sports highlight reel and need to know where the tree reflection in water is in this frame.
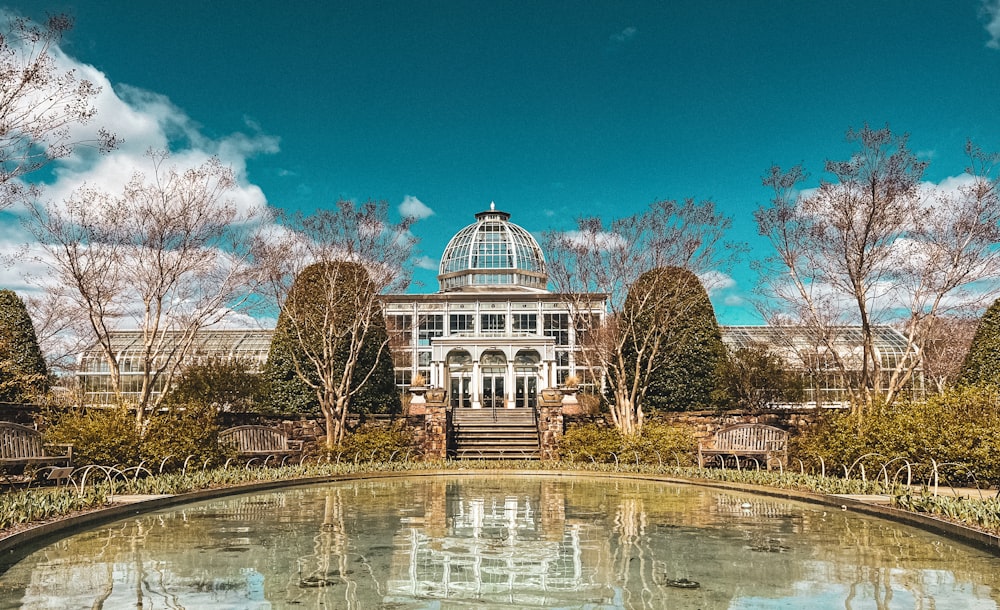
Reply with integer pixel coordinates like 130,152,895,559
1,476,999,609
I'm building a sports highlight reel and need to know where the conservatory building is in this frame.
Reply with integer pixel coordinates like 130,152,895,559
75,204,922,410
383,205,605,409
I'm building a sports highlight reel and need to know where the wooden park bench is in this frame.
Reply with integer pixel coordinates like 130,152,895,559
219,425,304,465
698,423,788,471
0,421,74,485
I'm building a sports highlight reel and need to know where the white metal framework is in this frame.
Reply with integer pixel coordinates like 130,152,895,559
438,204,548,293
721,325,924,407
77,329,272,406
75,207,922,411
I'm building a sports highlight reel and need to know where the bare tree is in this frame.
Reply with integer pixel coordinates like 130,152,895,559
259,200,416,447
0,14,117,210
919,315,978,394
26,151,264,429
543,199,738,436
756,126,1000,412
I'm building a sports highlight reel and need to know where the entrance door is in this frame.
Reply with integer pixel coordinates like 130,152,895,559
515,373,537,408
513,350,541,409
481,374,505,409
447,350,473,408
450,375,471,408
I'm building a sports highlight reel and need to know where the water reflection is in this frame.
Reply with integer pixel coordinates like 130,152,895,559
0,476,998,609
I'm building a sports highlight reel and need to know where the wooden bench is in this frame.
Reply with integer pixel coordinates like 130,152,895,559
698,423,788,471
219,425,303,465
0,422,73,484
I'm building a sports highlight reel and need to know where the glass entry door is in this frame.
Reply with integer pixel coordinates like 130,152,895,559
450,375,471,408
481,374,505,410
515,373,537,408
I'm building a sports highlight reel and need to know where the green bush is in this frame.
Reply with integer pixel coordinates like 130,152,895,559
559,422,697,465
45,404,228,471
44,407,142,467
331,421,416,462
142,402,228,470
794,385,1000,485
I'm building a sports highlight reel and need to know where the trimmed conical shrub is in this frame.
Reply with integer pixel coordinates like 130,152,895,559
0,289,48,402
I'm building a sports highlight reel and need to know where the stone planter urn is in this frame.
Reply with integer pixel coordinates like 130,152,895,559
408,385,429,415
558,384,582,415
559,385,579,404
426,387,447,404
410,385,428,404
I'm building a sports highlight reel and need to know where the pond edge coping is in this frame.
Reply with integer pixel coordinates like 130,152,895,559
1,468,998,565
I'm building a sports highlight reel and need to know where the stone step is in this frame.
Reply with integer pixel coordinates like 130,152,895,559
453,436,539,445
451,407,541,460
453,423,538,431
455,448,538,460
452,412,536,420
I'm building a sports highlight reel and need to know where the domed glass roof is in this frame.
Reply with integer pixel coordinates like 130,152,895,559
438,205,548,293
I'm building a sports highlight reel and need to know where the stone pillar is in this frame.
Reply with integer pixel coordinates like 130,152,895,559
537,388,564,460
422,387,450,460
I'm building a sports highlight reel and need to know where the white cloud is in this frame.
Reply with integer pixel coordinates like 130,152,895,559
0,21,280,219
610,26,637,44
399,195,434,220
413,255,438,271
1,16,280,338
560,229,626,251
698,270,736,295
983,0,1000,49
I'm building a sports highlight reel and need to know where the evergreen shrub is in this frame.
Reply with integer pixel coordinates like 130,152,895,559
331,421,416,462
45,404,227,470
44,407,141,467
0,289,48,402
559,422,697,464
142,402,228,469
794,385,1000,485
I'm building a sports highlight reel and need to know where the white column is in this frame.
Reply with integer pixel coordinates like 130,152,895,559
471,361,481,409
506,359,515,408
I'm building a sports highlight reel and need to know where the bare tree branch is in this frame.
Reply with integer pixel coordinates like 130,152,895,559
543,198,739,436
25,151,265,429
755,125,1000,412
258,200,416,446
0,14,118,209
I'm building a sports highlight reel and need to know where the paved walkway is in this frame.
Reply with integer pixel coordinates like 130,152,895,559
837,487,999,505
110,494,174,504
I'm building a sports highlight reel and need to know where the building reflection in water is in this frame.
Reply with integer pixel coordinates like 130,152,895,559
3,476,1000,609
387,478,612,606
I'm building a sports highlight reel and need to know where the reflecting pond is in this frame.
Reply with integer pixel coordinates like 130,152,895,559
1,475,999,609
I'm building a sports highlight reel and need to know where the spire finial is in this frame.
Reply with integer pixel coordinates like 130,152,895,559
490,201,495,211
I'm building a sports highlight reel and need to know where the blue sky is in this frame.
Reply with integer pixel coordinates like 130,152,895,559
3,1,1000,324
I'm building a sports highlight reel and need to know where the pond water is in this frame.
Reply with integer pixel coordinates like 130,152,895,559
0,475,998,609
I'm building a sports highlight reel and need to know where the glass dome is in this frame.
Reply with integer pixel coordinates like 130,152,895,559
438,204,548,293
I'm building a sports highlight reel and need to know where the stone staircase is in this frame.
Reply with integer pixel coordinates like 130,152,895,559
450,408,540,460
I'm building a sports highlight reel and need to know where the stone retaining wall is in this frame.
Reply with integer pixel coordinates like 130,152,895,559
565,409,823,443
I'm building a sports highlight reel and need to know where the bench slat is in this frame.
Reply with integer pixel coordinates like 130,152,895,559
219,425,302,460
0,422,73,470
699,424,788,470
